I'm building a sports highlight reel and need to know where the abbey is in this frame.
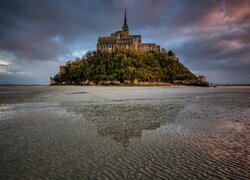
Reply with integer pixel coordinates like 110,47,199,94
97,10,160,53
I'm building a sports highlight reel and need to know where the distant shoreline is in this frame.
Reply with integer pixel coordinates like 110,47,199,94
0,84,48,86
1,84,250,87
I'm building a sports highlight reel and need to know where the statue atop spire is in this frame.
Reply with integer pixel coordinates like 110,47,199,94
122,9,129,29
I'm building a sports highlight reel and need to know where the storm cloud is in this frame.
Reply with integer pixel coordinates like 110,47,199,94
0,0,249,84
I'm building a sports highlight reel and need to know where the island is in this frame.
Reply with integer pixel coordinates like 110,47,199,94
51,10,208,87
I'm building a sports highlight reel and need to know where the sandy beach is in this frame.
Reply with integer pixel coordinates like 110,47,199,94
0,86,249,179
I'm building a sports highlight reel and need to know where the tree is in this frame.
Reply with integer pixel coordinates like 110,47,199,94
53,49,198,85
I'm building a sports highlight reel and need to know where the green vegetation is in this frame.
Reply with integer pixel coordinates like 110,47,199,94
52,49,203,86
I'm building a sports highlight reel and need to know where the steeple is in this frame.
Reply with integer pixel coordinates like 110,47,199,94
122,9,129,29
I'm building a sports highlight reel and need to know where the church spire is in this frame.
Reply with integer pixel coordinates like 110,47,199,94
122,9,128,29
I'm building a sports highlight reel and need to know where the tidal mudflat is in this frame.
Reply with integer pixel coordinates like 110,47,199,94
0,86,249,179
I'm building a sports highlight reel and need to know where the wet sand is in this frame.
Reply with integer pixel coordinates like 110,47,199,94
0,86,249,179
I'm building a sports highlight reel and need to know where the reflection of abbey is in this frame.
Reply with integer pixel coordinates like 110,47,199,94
97,10,160,53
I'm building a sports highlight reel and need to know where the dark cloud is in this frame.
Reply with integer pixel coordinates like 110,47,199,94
0,0,249,84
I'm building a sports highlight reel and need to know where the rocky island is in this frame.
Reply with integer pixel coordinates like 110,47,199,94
51,11,208,87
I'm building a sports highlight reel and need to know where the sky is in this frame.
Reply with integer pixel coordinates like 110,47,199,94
0,0,250,84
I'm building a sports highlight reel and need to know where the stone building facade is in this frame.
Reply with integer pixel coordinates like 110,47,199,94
97,10,160,53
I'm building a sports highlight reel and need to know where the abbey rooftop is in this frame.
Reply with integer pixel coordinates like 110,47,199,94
97,10,160,53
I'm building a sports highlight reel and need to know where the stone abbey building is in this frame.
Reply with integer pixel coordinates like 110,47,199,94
97,10,160,53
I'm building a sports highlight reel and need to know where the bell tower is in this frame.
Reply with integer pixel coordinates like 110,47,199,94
122,9,129,38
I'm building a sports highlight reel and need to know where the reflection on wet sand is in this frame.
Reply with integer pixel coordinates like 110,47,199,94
72,104,182,146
